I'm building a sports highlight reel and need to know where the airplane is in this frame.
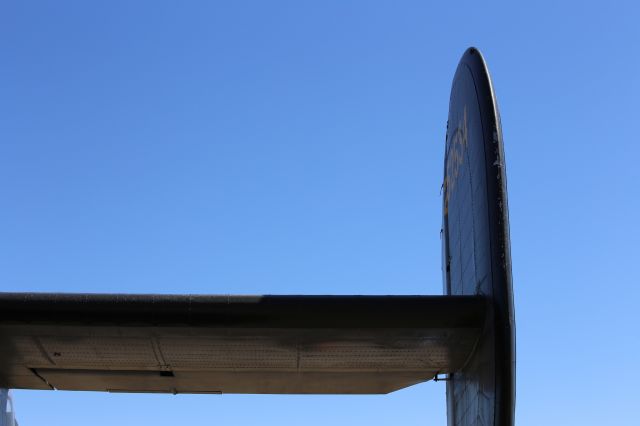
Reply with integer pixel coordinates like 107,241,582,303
0,47,515,426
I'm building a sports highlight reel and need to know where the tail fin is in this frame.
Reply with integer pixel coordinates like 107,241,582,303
442,47,515,426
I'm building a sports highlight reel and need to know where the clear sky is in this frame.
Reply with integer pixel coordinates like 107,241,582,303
1,1,639,425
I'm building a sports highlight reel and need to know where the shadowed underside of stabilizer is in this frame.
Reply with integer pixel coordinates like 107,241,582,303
0,293,485,394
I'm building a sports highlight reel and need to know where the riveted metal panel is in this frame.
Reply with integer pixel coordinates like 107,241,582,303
0,294,485,394
442,48,515,426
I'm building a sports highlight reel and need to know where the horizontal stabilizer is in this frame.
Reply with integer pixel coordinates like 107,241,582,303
0,293,485,394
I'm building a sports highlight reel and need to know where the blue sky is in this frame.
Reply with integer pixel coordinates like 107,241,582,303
1,1,639,425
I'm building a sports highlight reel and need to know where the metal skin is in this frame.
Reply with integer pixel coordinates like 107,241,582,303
442,48,515,426
0,294,485,394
